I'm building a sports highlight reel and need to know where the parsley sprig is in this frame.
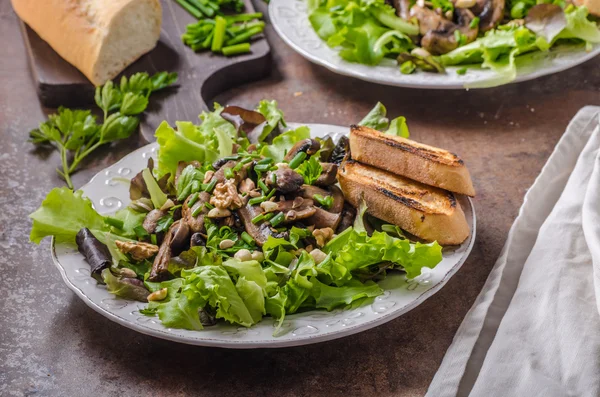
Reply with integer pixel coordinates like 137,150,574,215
29,72,177,189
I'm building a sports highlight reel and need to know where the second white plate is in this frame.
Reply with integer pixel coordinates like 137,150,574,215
270,0,600,89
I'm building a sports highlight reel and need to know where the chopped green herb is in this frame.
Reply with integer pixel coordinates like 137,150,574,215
104,217,124,230
288,152,307,169
241,231,255,245
192,205,203,217
258,179,269,193
313,194,334,209
257,157,273,165
211,16,227,53
224,167,235,179
269,212,285,227
155,215,174,233
248,196,266,206
204,179,217,193
187,192,200,207
252,213,266,224
222,43,252,56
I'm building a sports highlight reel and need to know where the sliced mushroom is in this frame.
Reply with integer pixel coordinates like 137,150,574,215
267,167,305,193
190,232,206,247
331,136,350,166
284,206,317,223
471,0,505,32
238,205,289,246
305,207,342,230
315,163,338,187
267,198,318,223
336,202,357,233
393,0,412,19
143,209,167,234
239,178,256,195
182,192,211,233
283,139,321,162
411,6,478,55
149,220,190,281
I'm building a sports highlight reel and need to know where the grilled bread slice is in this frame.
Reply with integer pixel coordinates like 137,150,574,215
349,125,475,196
338,160,469,245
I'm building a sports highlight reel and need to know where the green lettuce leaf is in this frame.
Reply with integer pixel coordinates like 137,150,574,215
387,116,410,137
108,208,146,240
256,100,287,142
441,7,600,88
30,187,108,244
157,293,204,331
235,277,266,323
310,277,382,311
155,121,218,178
182,265,256,327
265,288,288,333
309,0,417,66
296,155,323,185
557,5,600,43
359,102,389,130
102,269,149,302
324,228,443,279
154,106,238,178
260,125,311,163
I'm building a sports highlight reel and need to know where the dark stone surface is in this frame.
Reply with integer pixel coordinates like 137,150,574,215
1,0,599,396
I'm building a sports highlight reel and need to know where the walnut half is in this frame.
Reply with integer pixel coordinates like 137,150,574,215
210,180,244,209
115,240,159,261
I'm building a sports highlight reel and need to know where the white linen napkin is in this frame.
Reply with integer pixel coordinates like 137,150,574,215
426,107,600,397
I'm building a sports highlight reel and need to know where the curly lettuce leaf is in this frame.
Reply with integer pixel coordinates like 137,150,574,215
557,5,600,43
259,125,311,163
256,100,287,142
155,121,220,178
155,105,239,178
441,6,600,88
182,265,256,327
102,269,149,302
310,278,382,311
157,292,205,331
109,207,146,239
324,228,443,279
296,155,323,185
30,187,108,244
309,0,417,65
265,288,288,333
359,102,389,130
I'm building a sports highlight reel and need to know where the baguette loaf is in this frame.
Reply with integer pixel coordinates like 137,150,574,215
338,160,470,245
12,0,162,86
350,125,475,196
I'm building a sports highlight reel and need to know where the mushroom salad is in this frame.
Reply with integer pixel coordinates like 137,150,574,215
29,101,444,333
307,0,600,86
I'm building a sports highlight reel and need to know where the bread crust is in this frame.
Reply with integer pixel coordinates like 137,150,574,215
350,125,476,196
12,0,162,85
338,160,470,245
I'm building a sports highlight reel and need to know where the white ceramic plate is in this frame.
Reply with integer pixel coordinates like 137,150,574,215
270,0,600,89
51,123,476,348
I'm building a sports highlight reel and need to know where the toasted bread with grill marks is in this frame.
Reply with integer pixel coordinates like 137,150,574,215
338,160,470,245
349,125,475,196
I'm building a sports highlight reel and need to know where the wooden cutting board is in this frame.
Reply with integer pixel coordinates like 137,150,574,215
18,0,270,142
